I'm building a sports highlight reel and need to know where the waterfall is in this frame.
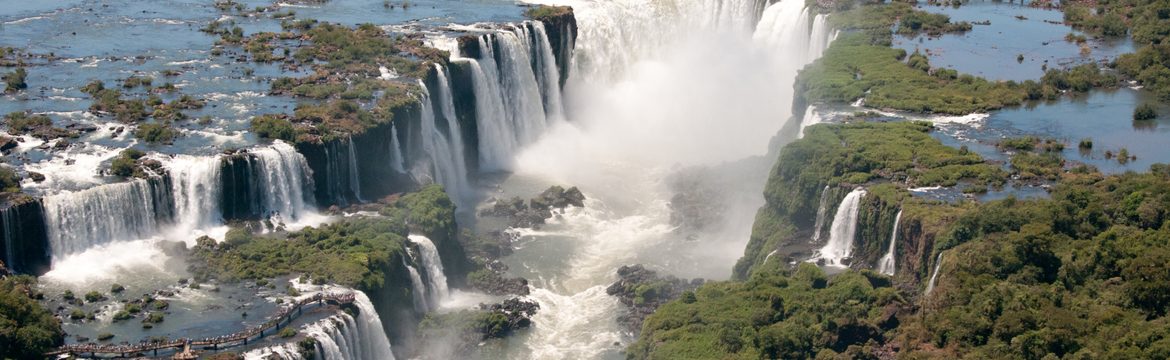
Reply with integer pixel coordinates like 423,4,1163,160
165,155,224,235
408,234,449,307
346,136,363,202
250,141,315,223
389,126,406,173
405,260,429,312
432,64,472,200
459,21,564,171
279,291,396,360
810,185,831,243
926,252,944,295
415,76,470,202
798,105,823,138
1,207,15,271
817,188,866,267
243,343,305,360
43,178,171,259
808,14,832,60
878,210,902,276
322,138,359,206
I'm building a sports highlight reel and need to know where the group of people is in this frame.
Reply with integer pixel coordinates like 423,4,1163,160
56,291,357,357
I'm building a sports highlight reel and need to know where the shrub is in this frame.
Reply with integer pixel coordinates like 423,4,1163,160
112,310,132,322
3,67,27,93
0,166,20,194
69,308,86,320
134,122,180,145
111,284,125,293
250,114,296,141
4,111,53,134
97,332,115,341
1134,103,1158,121
84,291,104,303
279,327,297,338
109,149,146,177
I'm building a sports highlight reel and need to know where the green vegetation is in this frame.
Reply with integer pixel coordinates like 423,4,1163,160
0,166,20,194
122,75,153,88
190,185,458,288
735,122,1005,279
523,5,573,22
2,67,27,93
96,332,114,341
110,284,125,294
3,112,51,135
640,114,1170,358
278,327,297,338
797,33,1027,114
630,265,901,359
83,291,104,303
112,310,131,322
0,276,64,359
109,149,150,178
88,88,149,123
250,114,297,142
134,122,181,145
1134,103,1158,121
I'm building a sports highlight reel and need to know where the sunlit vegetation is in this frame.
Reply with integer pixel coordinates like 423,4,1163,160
524,5,573,22
0,166,20,194
641,119,1170,358
108,149,157,178
0,276,65,359
2,67,27,93
797,33,1028,114
188,185,457,289
735,122,1005,279
134,122,181,145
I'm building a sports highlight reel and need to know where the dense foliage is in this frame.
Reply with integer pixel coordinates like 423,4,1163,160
630,264,902,359
0,276,65,359
735,121,1004,279
642,119,1170,359
0,166,19,194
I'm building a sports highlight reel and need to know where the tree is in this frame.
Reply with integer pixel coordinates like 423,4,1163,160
0,276,65,359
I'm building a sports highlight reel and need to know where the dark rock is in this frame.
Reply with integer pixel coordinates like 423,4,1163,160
479,186,586,229
606,264,702,335
27,172,45,183
0,136,16,152
468,268,530,296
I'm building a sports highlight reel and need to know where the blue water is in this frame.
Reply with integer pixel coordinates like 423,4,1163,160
893,0,1135,81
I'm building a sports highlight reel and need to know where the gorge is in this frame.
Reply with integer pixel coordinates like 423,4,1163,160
2,0,1170,359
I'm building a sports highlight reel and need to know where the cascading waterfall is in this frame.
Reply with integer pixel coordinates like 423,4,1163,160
43,178,171,259
346,136,363,202
494,0,840,358
817,187,866,267
458,21,564,171
165,155,224,236
926,252,944,294
389,126,406,173
405,260,430,312
414,77,470,202
407,234,449,307
257,291,395,360
810,185,831,243
798,105,823,138
878,209,902,276
249,141,315,223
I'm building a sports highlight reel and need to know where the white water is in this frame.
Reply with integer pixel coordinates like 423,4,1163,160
389,126,407,173
346,136,363,202
499,0,834,358
926,252,944,294
164,155,224,239
878,209,902,276
811,185,831,243
44,179,167,258
817,187,866,267
405,261,430,312
408,234,449,308
253,289,394,360
798,105,824,138
415,75,471,204
249,141,316,225
458,21,564,171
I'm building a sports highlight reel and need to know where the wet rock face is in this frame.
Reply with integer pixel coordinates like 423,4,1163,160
0,135,16,152
606,265,703,335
